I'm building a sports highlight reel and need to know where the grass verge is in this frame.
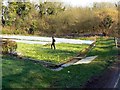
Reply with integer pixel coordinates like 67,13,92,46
2,37,119,88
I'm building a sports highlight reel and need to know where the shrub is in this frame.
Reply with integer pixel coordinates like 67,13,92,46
2,39,17,54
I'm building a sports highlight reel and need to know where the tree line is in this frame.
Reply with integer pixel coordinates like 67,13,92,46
2,1,119,37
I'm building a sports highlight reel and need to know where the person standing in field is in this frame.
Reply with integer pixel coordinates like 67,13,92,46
51,36,56,50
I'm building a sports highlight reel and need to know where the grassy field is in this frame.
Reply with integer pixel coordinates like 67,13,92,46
17,43,88,64
87,37,118,64
2,37,119,88
2,55,54,88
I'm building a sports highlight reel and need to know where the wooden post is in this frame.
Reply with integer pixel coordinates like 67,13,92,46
114,37,118,48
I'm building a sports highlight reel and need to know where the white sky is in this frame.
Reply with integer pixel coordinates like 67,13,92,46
60,0,119,7
29,0,120,7
3,0,120,7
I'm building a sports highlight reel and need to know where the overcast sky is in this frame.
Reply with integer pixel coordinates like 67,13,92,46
30,0,119,7
3,0,120,7
60,0,119,7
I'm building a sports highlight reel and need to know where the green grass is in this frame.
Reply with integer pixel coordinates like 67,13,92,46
2,55,106,88
2,55,55,88
52,37,119,88
87,37,118,65
2,37,119,88
17,43,88,64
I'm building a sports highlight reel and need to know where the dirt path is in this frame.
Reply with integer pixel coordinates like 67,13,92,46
85,55,120,88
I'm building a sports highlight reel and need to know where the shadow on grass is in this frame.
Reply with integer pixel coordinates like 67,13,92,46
87,38,118,57
96,44,114,49
2,37,119,88
2,55,106,88
97,40,114,45
2,55,54,88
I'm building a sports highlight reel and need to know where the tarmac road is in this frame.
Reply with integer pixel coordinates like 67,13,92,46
0,35,94,45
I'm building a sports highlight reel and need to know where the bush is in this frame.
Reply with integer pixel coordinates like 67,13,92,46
2,39,17,54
